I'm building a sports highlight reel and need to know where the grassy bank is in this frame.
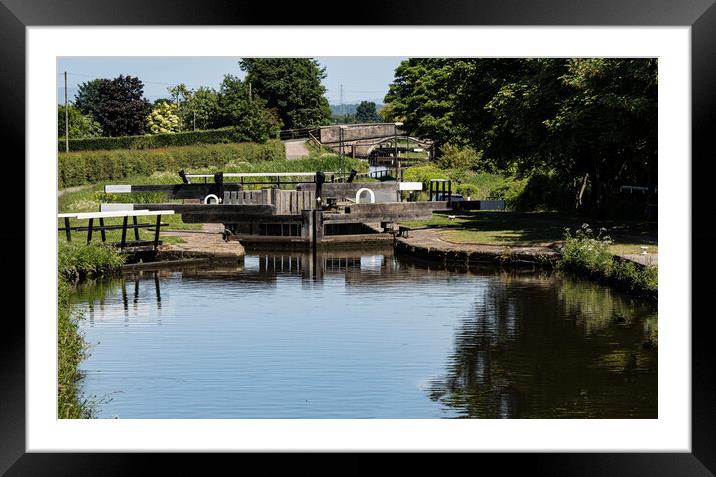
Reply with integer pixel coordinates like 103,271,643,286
58,242,125,418
400,211,657,254
559,225,657,300
399,212,657,299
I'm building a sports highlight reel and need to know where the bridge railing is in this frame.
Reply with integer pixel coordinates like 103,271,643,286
277,128,320,141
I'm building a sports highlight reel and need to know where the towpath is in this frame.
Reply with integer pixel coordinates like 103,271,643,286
160,223,244,260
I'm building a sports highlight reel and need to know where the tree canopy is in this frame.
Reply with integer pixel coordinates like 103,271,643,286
58,104,103,139
239,58,331,129
384,58,657,216
214,75,281,142
87,75,152,136
355,101,380,123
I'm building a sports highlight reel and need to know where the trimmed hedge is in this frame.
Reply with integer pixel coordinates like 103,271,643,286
59,127,258,152
58,141,286,188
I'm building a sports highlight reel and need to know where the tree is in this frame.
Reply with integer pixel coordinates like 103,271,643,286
214,75,281,141
57,104,103,139
93,75,152,136
354,101,380,123
147,102,181,134
384,58,657,216
385,58,474,148
187,87,220,130
74,78,108,119
239,58,331,129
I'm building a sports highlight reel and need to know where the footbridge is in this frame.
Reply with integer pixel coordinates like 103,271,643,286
278,123,435,159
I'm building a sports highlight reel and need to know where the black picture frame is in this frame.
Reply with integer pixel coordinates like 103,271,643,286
2,0,713,474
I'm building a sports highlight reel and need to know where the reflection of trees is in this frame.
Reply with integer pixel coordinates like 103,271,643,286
427,275,658,418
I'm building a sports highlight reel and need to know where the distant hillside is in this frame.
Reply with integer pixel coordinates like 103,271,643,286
330,102,384,116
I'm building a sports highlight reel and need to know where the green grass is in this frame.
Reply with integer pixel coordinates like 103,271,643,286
402,164,522,200
399,211,658,252
58,241,126,283
58,242,125,418
58,278,93,418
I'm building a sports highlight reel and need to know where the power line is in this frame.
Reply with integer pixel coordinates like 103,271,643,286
59,72,209,90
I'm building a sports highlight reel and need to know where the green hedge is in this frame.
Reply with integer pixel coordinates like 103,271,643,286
59,127,259,152
58,141,286,188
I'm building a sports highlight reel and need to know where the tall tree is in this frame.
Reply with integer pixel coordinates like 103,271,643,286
354,101,380,123
94,75,152,136
385,58,473,148
239,58,331,129
74,78,108,119
215,74,281,141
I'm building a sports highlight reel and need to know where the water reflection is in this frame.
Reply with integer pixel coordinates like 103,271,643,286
73,250,657,418
426,274,657,418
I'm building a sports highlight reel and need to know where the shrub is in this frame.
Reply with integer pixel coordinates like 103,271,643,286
58,141,286,188
147,102,181,134
436,143,485,171
559,224,657,298
510,172,573,212
487,179,528,208
456,183,479,198
58,126,272,152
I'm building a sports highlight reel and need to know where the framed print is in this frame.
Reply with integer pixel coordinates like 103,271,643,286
3,0,715,474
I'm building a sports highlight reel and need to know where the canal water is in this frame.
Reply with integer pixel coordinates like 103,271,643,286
73,250,657,419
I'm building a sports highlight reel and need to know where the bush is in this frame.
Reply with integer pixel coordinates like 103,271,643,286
559,224,657,298
487,179,528,208
509,172,573,212
436,143,486,171
59,126,271,152
147,102,181,134
58,141,286,188
58,241,125,283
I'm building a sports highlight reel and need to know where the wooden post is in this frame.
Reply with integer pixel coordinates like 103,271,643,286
120,216,128,249
132,216,140,241
99,217,106,242
154,215,162,250
64,217,71,242
86,218,94,244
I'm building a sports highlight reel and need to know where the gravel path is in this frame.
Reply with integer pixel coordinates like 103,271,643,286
284,139,309,160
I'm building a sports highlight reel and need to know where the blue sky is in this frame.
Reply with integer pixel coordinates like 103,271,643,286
57,57,406,105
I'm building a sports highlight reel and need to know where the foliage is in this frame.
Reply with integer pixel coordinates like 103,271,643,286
58,241,125,283
239,58,331,129
57,240,124,418
74,78,106,119
435,143,487,171
93,75,152,136
147,101,181,134
58,104,103,139
58,141,285,187
213,75,282,141
181,86,220,130
385,59,475,147
57,277,93,418
59,126,279,152
560,224,657,298
403,164,521,201
384,58,657,217
354,101,380,123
